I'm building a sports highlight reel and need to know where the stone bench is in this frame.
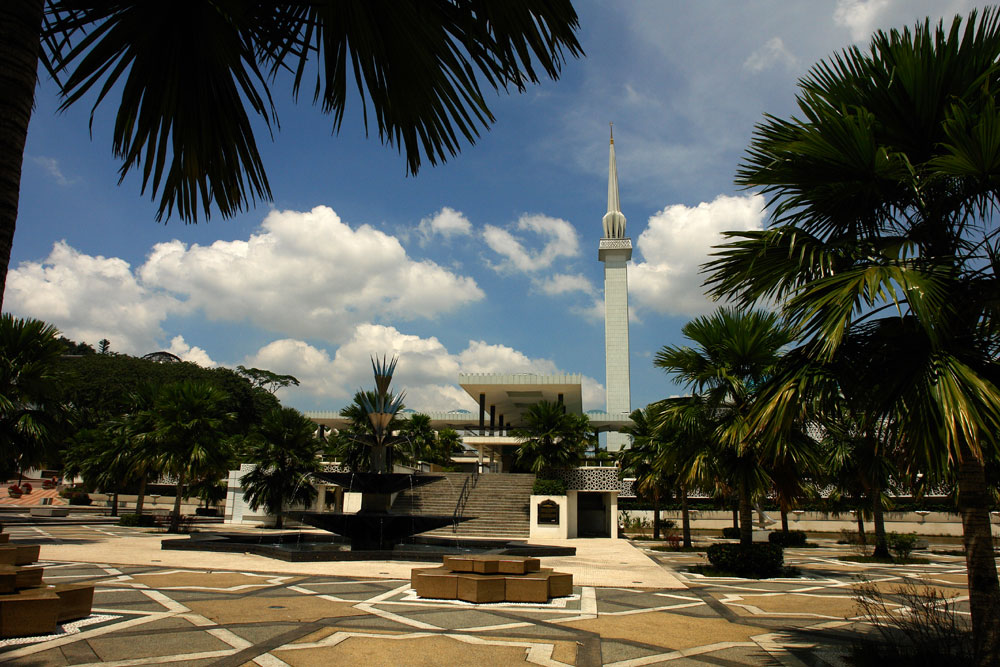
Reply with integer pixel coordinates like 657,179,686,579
412,555,573,603
30,507,69,517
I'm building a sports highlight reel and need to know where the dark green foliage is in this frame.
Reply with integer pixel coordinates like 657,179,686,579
54,353,274,433
706,543,784,578
887,532,920,559
57,336,95,355
721,527,740,539
513,401,589,475
118,513,157,527
532,478,567,495
67,492,92,505
194,507,219,517
768,530,808,547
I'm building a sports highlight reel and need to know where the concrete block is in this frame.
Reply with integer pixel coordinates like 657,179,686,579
412,568,457,600
50,583,95,622
0,547,17,566
456,574,505,603
14,544,40,565
0,589,60,638
504,574,550,603
545,570,573,598
30,507,69,517
16,566,44,589
496,557,540,575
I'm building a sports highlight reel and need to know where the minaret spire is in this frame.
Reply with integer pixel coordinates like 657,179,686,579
602,125,627,239
598,126,632,452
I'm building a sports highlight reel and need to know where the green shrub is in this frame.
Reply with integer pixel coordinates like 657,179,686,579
707,543,784,577
118,513,158,527
67,493,92,506
887,532,920,559
721,526,740,539
194,507,219,517
532,478,567,495
769,530,807,547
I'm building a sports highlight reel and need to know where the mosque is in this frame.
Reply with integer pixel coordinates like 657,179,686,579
306,130,635,465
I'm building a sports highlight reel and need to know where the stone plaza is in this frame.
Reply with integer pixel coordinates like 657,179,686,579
0,518,985,666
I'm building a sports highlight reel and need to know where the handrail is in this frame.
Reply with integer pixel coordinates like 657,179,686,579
452,474,472,532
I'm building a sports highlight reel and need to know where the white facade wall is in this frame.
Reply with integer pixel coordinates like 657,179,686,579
603,251,631,452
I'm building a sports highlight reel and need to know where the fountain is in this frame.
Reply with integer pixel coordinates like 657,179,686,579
165,356,573,561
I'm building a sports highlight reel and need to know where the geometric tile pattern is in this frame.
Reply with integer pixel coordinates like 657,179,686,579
0,528,989,666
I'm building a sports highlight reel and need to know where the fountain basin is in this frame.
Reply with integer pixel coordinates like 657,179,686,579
162,532,575,562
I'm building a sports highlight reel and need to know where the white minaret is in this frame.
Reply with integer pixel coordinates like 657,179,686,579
599,126,632,452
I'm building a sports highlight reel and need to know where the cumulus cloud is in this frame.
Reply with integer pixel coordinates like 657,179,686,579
536,273,596,297
6,241,180,354
833,0,892,41
166,335,218,367
243,324,606,412
744,37,798,72
483,214,580,273
30,156,74,186
630,194,767,316
139,206,484,342
417,207,473,244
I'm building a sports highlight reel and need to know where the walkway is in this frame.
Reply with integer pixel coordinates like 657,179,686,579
0,525,986,665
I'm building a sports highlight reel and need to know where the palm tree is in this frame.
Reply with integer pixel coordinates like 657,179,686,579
0,1,582,309
147,380,234,532
619,405,672,540
513,400,588,477
655,308,794,547
0,314,66,478
704,10,1000,662
241,406,320,529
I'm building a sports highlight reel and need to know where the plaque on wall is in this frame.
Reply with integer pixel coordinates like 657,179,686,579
537,499,560,525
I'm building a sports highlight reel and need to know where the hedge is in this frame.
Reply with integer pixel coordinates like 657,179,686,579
118,513,158,527
768,530,807,547
532,478,567,495
707,543,784,577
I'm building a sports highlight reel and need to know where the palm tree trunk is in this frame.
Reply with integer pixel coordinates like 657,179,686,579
111,491,119,517
652,489,661,540
169,476,184,533
739,480,753,547
732,502,738,529
780,507,789,533
856,507,866,546
0,1,43,311
871,490,889,558
957,454,1000,667
680,482,691,548
135,476,147,516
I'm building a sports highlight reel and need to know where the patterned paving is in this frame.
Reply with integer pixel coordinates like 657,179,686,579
0,528,988,666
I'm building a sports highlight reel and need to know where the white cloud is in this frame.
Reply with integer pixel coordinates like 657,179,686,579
139,206,484,342
483,214,580,273
833,0,892,41
417,207,472,244
166,335,217,367
630,194,767,316
244,324,605,412
6,241,180,354
744,37,798,73
30,156,74,186
536,273,596,297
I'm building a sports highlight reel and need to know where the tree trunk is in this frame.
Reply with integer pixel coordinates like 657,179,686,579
871,490,889,558
780,508,789,533
738,480,753,547
957,455,1000,667
135,476,147,516
732,503,739,529
652,489,660,540
111,491,119,517
856,507,866,546
274,508,284,530
680,482,691,548
169,477,184,533
0,1,43,310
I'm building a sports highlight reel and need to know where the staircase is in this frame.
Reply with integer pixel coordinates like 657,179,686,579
391,472,535,539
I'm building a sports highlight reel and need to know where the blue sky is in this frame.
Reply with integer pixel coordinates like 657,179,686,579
11,0,978,415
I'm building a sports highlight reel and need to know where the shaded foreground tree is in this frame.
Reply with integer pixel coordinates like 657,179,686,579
655,308,794,547
241,407,320,529
0,1,583,309
705,9,1000,663
619,405,671,540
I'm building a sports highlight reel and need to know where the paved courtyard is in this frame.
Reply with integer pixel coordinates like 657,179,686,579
0,524,985,666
